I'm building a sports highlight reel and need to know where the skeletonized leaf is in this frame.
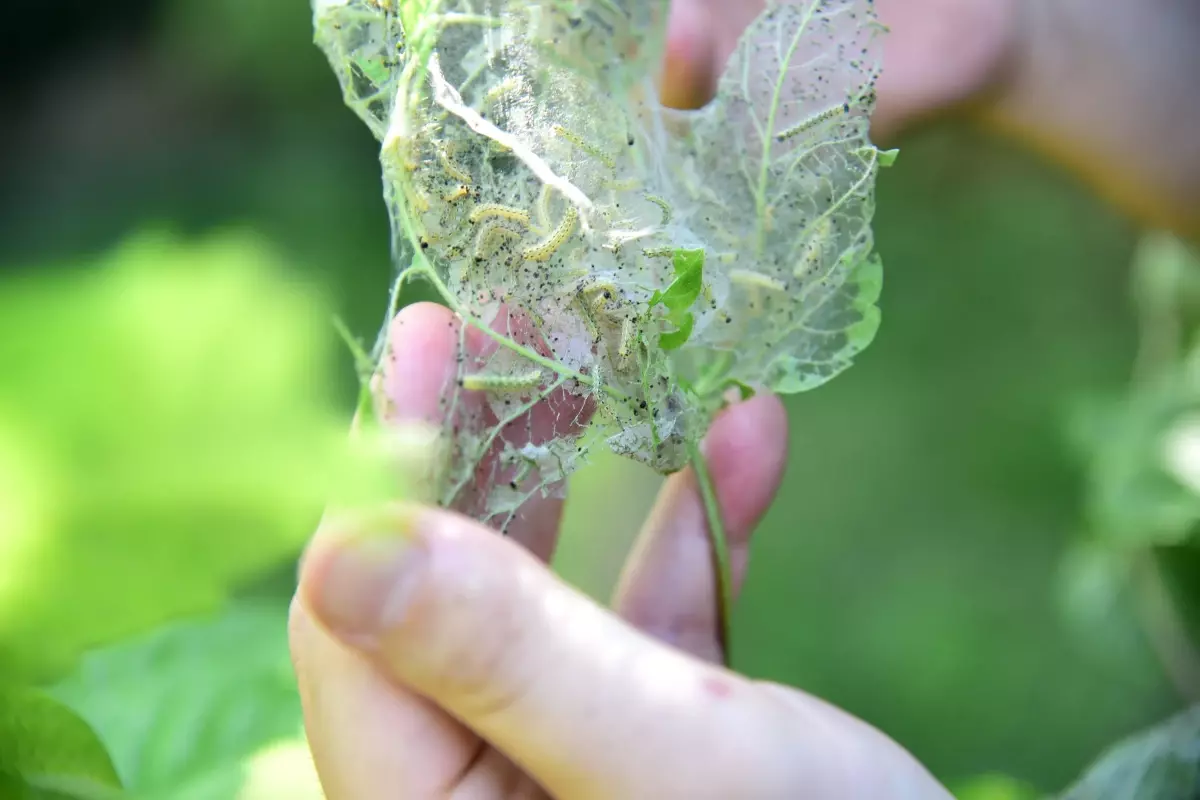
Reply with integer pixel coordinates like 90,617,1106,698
668,0,886,394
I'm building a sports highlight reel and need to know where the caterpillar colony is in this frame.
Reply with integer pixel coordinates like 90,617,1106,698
313,0,893,653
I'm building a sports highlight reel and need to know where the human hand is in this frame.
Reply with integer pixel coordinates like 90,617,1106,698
290,302,951,799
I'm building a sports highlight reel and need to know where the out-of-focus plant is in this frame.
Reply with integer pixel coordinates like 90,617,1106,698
952,773,1041,800
0,229,405,796
1056,231,1200,796
1057,705,1200,800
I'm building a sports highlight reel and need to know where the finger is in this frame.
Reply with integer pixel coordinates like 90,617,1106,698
613,394,788,665
870,0,1019,143
660,0,718,109
299,504,953,800
378,302,573,561
297,502,797,799
296,302,487,799
660,0,765,109
290,598,480,799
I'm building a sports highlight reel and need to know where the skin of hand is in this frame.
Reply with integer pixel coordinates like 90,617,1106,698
290,303,953,800
290,3,1200,796
663,0,1200,238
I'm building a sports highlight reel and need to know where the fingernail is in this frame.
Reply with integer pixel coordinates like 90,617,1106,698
304,507,423,644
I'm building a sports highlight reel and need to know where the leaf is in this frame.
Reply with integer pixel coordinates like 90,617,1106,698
649,248,705,313
664,0,887,396
0,231,398,681
727,380,756,401
648,249,704,351
0,686,121,799
659,312,694,351
663,248,705,312
50,601,304,799
1057,704,1200,799
953,774,1041,800
878,148,900,168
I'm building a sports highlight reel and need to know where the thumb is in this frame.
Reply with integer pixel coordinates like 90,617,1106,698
296,503,795,799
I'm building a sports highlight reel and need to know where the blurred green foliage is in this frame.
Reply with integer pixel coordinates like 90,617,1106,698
0,230,409,796
3,0,1200,797
0,686,120,799
51,601,301,798
1058,705,1200,799
0,230,347,680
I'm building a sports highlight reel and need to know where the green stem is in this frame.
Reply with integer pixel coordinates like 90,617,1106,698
687,438,734,667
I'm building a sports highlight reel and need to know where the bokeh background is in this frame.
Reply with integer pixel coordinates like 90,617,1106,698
2,0,1195,796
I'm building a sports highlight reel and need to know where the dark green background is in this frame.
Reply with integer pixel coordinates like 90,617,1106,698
0,0,1181,791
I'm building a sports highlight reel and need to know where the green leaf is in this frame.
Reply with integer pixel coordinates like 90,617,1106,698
0,686,121,799
1057,704,1200,799
665,248,705,311
0,230,399,681
952,773,1041,800
647,249,705,352
716,379,758,402
658,312,694,351
50,601,303,799
650,248,705,313
878,148,900,168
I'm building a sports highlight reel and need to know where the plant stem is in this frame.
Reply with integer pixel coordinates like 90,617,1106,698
1133,550,1200,702
687,438,734,667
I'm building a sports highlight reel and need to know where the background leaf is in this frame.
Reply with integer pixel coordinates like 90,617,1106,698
0,687,121,800
0,230,382,681
1057,705,1200,799
50,601,304,799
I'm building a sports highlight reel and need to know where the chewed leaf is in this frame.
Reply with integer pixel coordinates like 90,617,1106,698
667,0,886,396
313,0,889,518
312,0,408,140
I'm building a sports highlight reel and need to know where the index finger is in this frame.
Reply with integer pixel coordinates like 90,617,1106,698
375,301,588,558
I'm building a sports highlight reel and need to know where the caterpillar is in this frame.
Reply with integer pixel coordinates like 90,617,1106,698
473,221,524,260
522,205,578,261
603,177,642,192
404,185,431,213
573,292,604,344
794,218,834,279
553,124,616,170
534,184,554,233
775,102,851,143
730,269,789,293
617,317,636,367
644,194,672,226
581,281,622,316
436,145,472,183
469,203,532,227
460,369,544,392
483,76,522,107
443,184,471,203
